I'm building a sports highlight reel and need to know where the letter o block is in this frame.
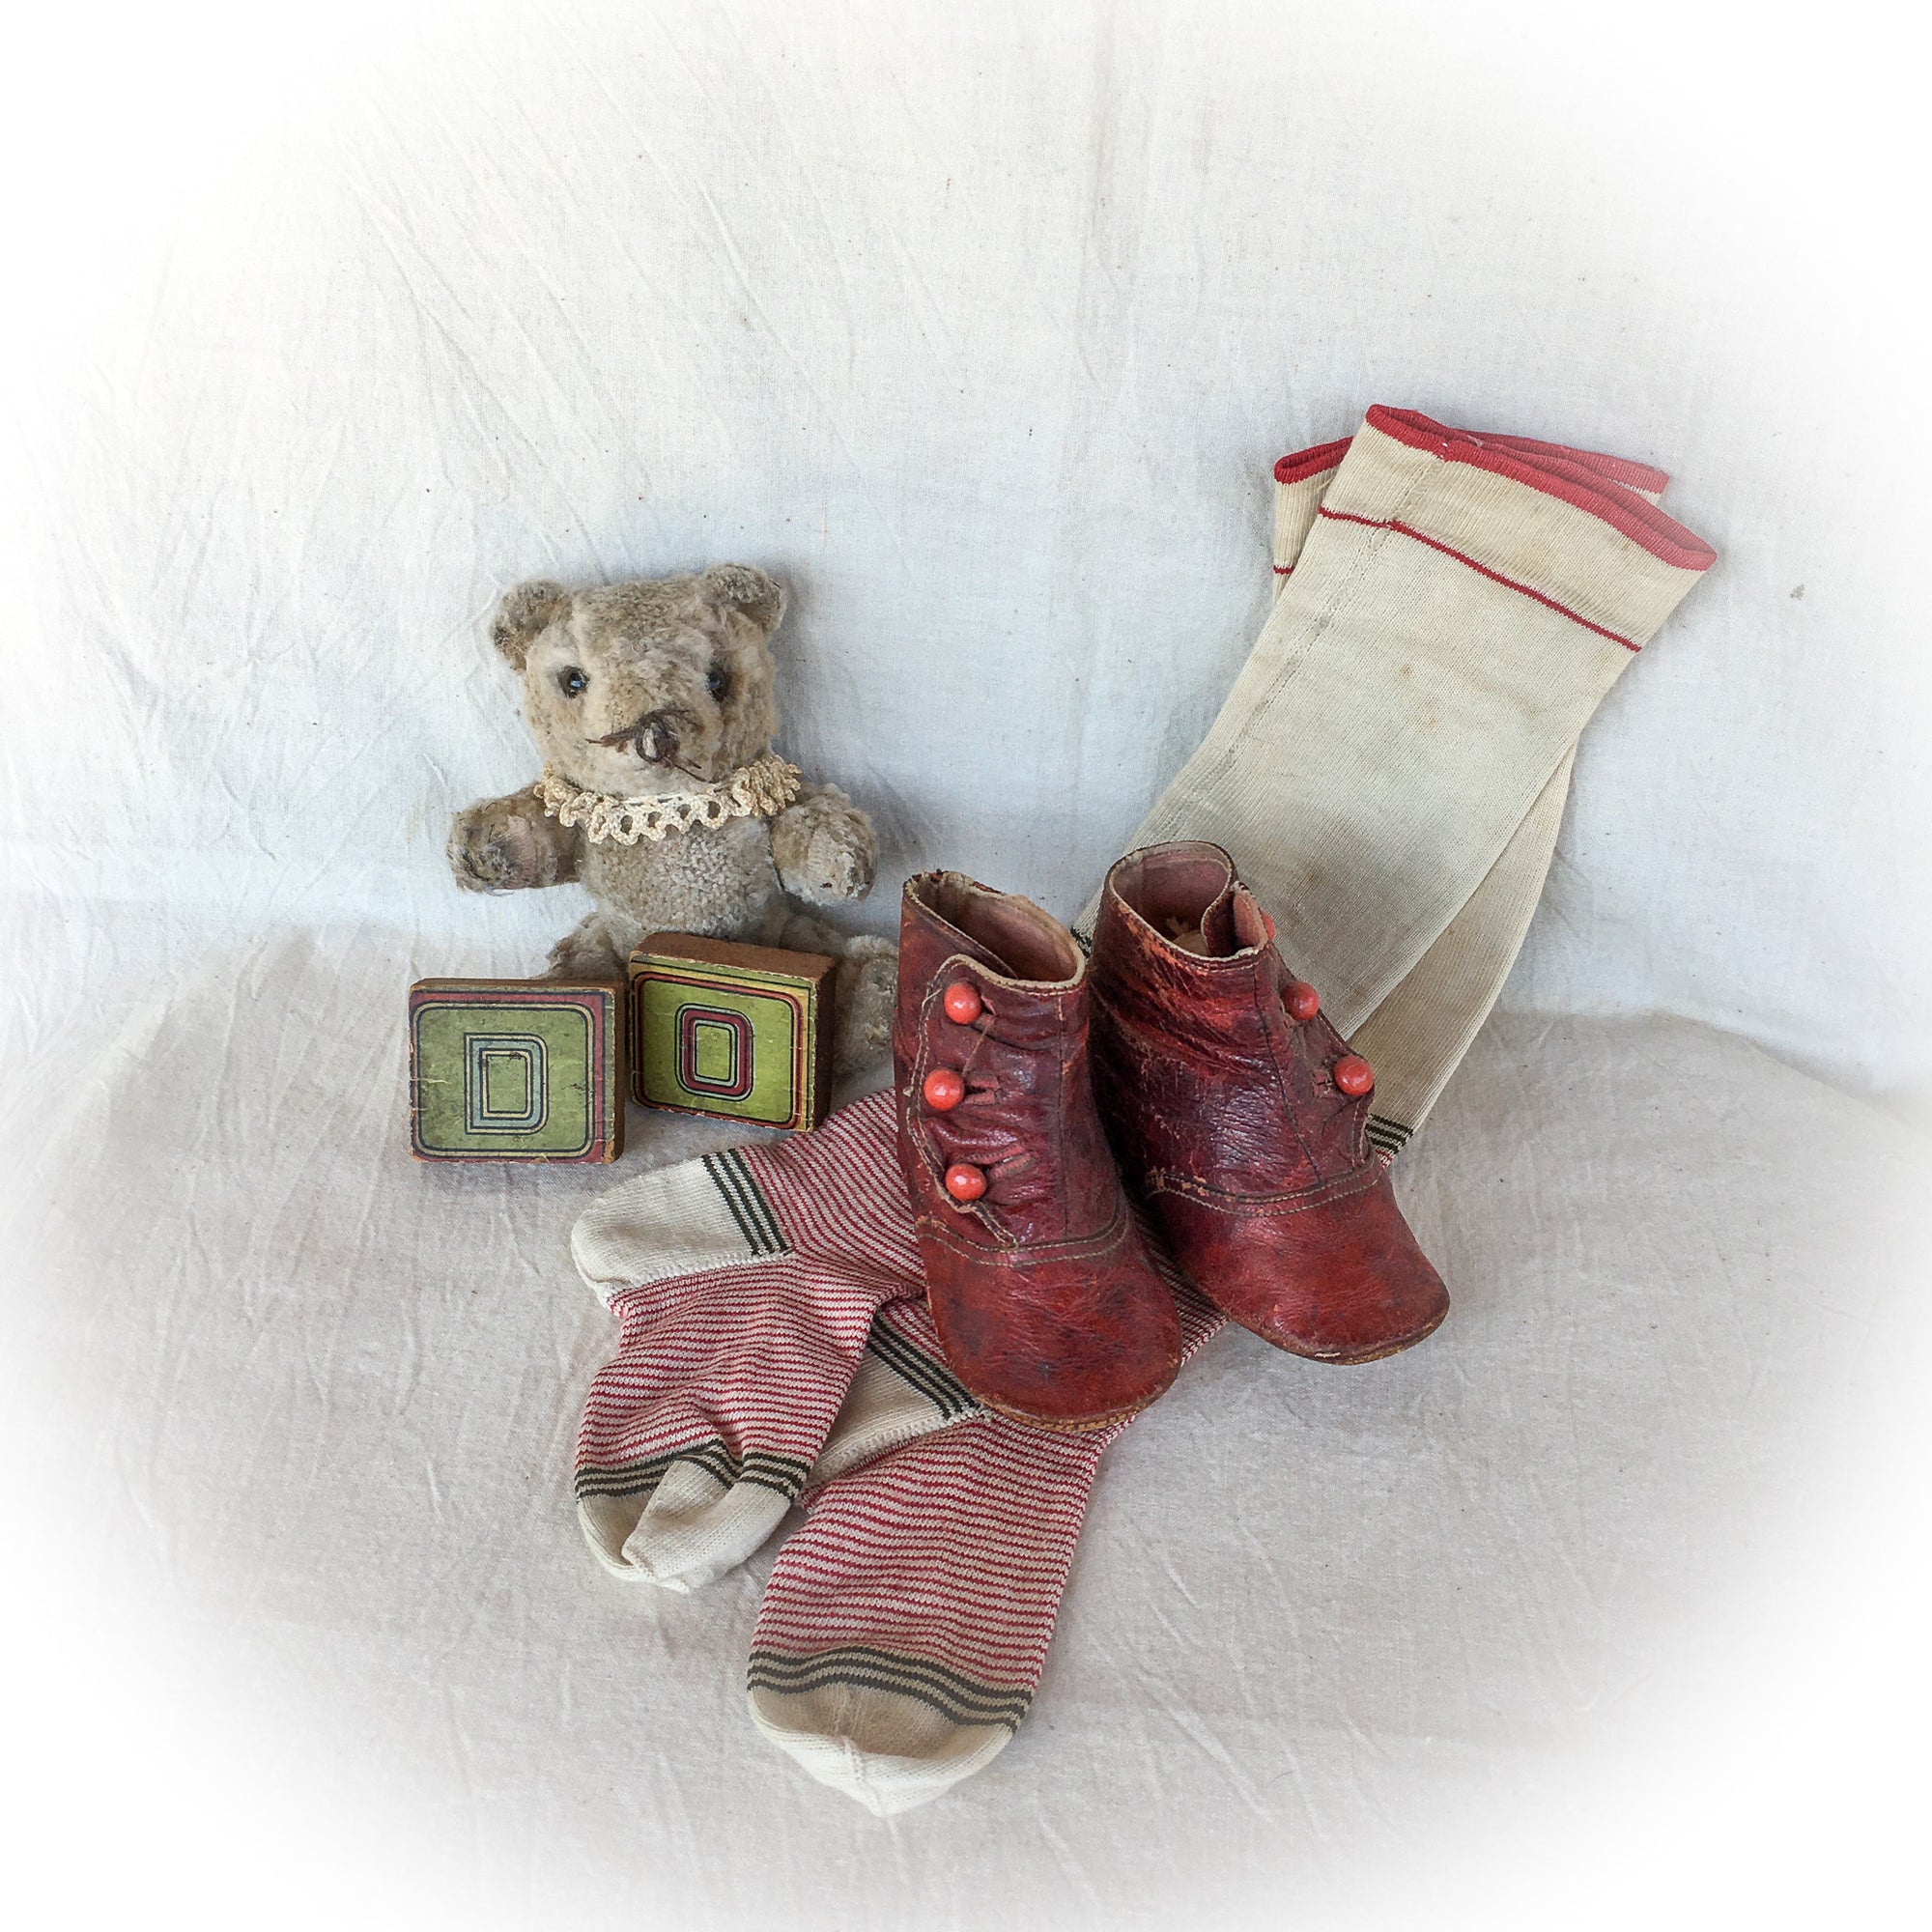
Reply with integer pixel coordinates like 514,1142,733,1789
629,934,836,1133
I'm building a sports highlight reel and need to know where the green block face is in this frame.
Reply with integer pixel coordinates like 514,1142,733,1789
409,981,624,1162
629,942,832,1132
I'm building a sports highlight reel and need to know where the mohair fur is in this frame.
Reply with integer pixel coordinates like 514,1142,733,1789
448,564,895,1073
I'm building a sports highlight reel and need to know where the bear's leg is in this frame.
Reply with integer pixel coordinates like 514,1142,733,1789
774,909,844,956
547,912,626,982
773,914,896,1080
830,936,896,1079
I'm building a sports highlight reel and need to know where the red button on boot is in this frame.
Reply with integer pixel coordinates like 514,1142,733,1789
943,1162,987,1203
943,981,983,1025
1332,1054,1375,1096
923,1067,966,1111
1285,980,1321,1023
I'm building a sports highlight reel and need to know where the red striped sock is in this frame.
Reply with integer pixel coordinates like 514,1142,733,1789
570,1092,921,1590
748,1263,1224,1814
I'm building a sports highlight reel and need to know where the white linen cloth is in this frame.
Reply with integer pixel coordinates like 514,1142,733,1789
2,3,1925,1926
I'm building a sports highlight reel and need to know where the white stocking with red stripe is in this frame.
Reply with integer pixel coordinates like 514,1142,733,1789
1266,423,1675,1148
1077,406,1714,1053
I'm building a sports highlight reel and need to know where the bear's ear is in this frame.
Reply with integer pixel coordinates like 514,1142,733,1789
490,581,569,668
700,563,785,637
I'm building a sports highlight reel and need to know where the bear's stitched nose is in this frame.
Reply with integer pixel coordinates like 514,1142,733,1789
594,708,682,764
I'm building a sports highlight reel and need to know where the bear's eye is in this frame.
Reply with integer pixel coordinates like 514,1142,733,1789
557,667,588,697
706,664,730,701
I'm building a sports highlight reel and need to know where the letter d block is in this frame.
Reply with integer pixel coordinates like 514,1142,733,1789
409,980,626,1162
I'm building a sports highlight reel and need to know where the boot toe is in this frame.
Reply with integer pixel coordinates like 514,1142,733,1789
1164,1171,1449,1364
930,1245,1182,1430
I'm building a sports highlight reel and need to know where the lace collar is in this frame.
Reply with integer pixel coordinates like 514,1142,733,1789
532,751,802,845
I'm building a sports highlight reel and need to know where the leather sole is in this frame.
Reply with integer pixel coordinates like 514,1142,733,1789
973,1383,1168,1435
1224,1291,1449,1365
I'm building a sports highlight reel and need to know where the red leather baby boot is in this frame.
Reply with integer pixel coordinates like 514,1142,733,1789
1087,841,1449,1363
894,871,1183,1431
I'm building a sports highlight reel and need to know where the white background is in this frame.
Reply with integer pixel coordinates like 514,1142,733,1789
1,2,1926,1926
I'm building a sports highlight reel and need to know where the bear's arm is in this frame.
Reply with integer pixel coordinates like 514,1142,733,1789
772,783,878,907
447,786,582,895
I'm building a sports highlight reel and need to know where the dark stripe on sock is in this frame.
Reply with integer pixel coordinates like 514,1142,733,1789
749,1643,1027,1719
704,1149,789,1256
576,1438,810,1503
866,1321,978,1419
749,1646,1031,1730
701,1153,766,1253
1365,1114,1413,1155
739,1465,810,1498
705,1150,781,1255
575,1448,735,1501
723,1149,790,1253
749,1662,1027,1732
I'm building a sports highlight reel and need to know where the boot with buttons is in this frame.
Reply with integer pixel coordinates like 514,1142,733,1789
1087,841,1449,1363
892,871,1182,1431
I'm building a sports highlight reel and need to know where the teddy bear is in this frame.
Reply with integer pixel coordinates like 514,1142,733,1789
447,564,895,1075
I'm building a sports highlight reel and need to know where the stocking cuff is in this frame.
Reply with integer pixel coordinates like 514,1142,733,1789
1272,420,1674,595
1321,406,1715,650
1272,439,1350,585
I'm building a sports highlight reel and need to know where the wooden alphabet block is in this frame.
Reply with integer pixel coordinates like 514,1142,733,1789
409,980,627,1163
628,933,836,1132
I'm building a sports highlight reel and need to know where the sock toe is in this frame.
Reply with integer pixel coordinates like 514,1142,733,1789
578,1458,795,1590
745,1679,1014,1815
